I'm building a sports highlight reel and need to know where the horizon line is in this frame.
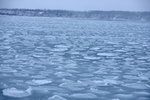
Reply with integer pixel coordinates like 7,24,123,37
0,8,150,13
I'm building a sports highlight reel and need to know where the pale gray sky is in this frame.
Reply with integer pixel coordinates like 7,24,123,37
0,0,150,11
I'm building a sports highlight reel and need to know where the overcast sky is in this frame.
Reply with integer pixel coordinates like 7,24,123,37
0,0,150,11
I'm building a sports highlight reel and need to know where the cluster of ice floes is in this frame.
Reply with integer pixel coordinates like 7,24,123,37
1,16,150,100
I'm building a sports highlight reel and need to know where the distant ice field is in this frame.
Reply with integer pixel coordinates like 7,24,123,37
0,15,150,100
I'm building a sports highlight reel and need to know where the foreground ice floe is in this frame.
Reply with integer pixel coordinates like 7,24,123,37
26,79,52,86
2,87,32,98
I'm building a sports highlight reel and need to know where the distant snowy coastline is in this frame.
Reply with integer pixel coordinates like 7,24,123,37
0,8,150,21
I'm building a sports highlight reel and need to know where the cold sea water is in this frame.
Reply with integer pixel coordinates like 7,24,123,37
0,16,150,100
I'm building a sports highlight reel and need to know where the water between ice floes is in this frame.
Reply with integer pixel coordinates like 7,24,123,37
0,16,150,100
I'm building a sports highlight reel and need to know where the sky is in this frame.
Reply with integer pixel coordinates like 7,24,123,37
0,0,150,11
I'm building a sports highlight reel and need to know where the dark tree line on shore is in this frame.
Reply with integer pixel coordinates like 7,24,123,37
0,8,150,21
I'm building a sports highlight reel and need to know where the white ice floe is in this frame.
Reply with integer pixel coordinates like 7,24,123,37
123,75,139,80
138,73,149,80
94,69,108,74
103,79,122,85
115,94,134,99
114,49,125,52
97,53,115,56
14,73,29,77
84,56,100,60
0,67,17,73
51,45,69,52
59,81,86,91
48,95,67,100
66,69,78,73
51,48,68,52
78,73,94,77
69,51,80,55
2,87,32,98
26,79,52,86
70,93,97,99
55,72,72,77
123,83,148,89
31,75,46,79
90,47,100,50
133,91,150,96
90,87,110,95
54,45,70,48
112,98,120,100
63,63,78,69
92,79,122,86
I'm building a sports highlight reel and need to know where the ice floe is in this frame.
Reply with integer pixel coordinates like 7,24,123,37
51,48,68,52
51,45,69,52
90,47,100,50
26,79,52,86
83,56,100,60
0,67,17,73
2,87,32,98
97,53,115,56
123,75,139,80
91,79,122,86
48,95,67,100
70,93,97,99
133,91,150,96
138,73,149,80
59,81,87,91
115,94,134,99
90,87,110,95
123,83,149,89
55,72,73,77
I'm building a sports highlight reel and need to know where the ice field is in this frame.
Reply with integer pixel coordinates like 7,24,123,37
0,16,150,100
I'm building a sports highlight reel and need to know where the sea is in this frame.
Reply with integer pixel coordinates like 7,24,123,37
0,15,150,100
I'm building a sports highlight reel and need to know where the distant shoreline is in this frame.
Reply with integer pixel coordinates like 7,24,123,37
0,8,150,21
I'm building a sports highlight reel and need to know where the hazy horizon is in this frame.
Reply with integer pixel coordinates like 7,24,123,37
0,0,150,12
